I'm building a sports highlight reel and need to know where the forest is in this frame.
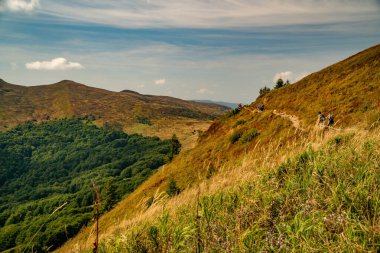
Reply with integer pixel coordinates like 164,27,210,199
0,118,177,252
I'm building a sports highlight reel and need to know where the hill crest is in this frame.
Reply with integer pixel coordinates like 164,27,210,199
0,79,229,149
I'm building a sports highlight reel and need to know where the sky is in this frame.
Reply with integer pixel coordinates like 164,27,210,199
0,0,379,103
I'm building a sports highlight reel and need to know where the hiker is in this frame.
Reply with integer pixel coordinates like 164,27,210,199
327,113,334,126
318,112,325,125
257,104,264,112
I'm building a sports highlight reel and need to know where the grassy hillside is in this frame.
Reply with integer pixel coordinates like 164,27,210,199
0,119,178,252
0,80,228,150
100,129,380,252
255,43,380,128
57,44,380,252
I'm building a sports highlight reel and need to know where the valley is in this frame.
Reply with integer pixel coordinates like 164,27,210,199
1,1,379,252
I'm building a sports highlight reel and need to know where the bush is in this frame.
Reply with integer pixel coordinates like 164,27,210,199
229,130,243,144
167,179,180,197
274,78,284,89
240,129,259,144
168,134,181,161
136,115,152,125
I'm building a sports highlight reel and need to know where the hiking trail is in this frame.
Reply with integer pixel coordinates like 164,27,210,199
246,107,348,133
273,110,305,132
245,107,258,114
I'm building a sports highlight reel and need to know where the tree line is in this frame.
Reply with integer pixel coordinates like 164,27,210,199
259,78,291,97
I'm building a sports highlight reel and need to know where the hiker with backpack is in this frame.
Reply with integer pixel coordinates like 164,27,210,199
327,113,334,126
318,112,325,125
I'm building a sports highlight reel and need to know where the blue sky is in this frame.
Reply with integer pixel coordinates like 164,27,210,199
1,0,379,103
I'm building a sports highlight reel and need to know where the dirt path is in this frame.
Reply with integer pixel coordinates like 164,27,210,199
247,107,346,133
245,107,258,114
273,110,305,132
245,107,305,132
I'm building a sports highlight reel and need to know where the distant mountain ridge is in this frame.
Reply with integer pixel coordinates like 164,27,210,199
0,80,229,149
191,99,239,109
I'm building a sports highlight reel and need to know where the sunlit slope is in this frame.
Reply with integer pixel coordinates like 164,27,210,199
255,43,380,128
79,129,380,252
57,44,380,252
0,80,229,149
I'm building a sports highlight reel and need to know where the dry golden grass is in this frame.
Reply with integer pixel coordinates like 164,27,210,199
57,121,376,252
56,44,380,252
255,43,380,128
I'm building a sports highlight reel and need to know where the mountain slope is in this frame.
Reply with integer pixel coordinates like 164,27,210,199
56,44,380,252
85,129,380,252
0,80,229,149
256,43,380,128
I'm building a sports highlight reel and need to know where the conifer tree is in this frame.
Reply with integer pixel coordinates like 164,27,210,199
275,78,284,89
169,134,181,160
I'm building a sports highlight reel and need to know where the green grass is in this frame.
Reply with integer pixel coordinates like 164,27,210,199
96,130,380,252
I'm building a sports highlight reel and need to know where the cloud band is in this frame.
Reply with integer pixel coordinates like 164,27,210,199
25,58,84,70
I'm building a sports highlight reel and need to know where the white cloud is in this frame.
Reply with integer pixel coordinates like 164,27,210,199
137,83,145,88
25,58,84,70
273,71,293,83
272,71,310,83
154,78,166,85
1,0,39,12
197,88,214,95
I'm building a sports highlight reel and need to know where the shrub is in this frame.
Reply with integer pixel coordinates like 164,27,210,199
167,179,180,197
136,115,152,125
274,78,284,89
229,130,243,144
240,129,259,144
168,134,181,161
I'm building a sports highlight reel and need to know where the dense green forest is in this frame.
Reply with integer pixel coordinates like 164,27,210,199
0,118,177,252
